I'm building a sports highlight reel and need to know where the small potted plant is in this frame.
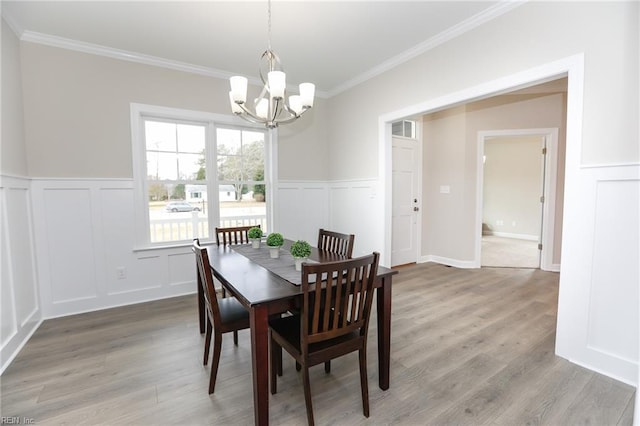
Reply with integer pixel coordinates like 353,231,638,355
266,233,284,258
248,226,263,248
290,240,312,271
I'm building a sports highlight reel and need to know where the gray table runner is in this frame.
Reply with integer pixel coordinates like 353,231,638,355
232,244,307,285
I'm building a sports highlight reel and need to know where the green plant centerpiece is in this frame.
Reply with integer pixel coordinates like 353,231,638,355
266,233,284,258
290,240,312,271
248,226,263,248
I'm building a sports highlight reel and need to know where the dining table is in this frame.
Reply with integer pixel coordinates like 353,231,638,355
197,239,397,425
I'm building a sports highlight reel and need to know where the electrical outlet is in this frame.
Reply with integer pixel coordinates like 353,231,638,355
116,267,126,280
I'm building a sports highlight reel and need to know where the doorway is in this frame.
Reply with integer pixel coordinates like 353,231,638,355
477,128,558,271
480,134,545,268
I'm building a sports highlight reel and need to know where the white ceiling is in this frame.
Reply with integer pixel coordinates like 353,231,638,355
2,1,525,97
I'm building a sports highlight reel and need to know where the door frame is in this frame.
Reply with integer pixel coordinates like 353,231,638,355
378,54,582,268
475,128,559,271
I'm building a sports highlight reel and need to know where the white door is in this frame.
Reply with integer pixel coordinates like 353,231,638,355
391,137,420,266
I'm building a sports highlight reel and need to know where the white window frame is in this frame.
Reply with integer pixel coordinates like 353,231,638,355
130,103,276,250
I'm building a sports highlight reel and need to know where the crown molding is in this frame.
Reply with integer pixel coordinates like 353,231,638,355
18,30,330,99
12,0,523,100
1,7,24,37
327,0,527,98
20,30,235,80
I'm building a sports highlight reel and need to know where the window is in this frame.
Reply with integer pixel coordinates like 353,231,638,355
391,120,416,138
131,104,272,248
216,128,266,230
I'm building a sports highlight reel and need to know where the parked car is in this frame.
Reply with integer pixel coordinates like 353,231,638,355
165,201,200,212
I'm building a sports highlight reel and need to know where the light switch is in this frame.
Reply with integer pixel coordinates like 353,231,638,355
440,185,450,194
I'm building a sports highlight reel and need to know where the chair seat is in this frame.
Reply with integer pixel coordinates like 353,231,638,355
218,297,250,328
269,314,362,363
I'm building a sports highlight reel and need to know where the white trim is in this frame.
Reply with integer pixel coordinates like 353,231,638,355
12,1,523,100
18,31,330,99
476,127,559,271
580,162,640,170
0,174,42,375
419,255,477,269
0,7,23,37
129,103,271,250
379,53,584,268
328,0,526,97
0,318,43,376
487,232,539,241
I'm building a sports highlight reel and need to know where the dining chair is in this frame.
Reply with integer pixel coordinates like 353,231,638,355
269,252,380,426
214,224,260,297
317,228,355,258
314,228,355,373
193,239,250,394
215,224,259,246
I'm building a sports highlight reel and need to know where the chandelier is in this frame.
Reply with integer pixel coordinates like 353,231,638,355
228,0,315,129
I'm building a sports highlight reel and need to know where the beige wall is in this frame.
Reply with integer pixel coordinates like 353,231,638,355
422,92,567,263
1,18,28,176
327,1,638,181
483,136,544,238
18,43,329,180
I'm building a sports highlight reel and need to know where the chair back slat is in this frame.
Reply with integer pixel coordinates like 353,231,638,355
193,239,221,321
215,224,260,246
302,253,379,346
317,229,355,258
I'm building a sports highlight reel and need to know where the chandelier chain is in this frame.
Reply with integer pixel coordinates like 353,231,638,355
267,0,272,51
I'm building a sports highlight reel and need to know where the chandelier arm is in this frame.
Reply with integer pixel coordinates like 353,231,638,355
272,114,302,126
271,98,285,122
235,102,265,122
282,104,311,118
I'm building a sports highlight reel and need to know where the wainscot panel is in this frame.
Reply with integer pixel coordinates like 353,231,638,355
556,164,639,387
0,175,41,374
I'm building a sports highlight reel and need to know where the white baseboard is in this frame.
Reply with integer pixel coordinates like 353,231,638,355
419,255,478,269
485,231,539,241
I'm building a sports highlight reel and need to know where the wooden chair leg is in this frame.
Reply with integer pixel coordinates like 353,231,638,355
233,330,238,346
302,366,315,426
209,331,222,394
270,334,278,394
203,318,212,366
359,348,370,417
324,361,331,373
276,345,283,376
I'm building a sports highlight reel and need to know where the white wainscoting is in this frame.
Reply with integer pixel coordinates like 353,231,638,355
277,181,329,244
0,175,41,374
556,163,639,387
30,179,196,319
328,180,384,258
277,179,383,260
27,178,381,321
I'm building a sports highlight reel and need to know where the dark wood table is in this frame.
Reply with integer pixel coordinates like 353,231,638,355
197,240,397,425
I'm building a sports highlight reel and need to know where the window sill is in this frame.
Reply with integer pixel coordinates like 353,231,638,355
133,240,213,254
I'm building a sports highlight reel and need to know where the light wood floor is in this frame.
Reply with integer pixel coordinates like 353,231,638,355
481,235,540,268
1,263,635,425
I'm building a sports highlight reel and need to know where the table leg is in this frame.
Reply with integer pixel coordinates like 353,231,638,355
250,304,270,425
376,275,392,390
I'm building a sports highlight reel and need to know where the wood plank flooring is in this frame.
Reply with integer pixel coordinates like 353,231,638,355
1,263,635,425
